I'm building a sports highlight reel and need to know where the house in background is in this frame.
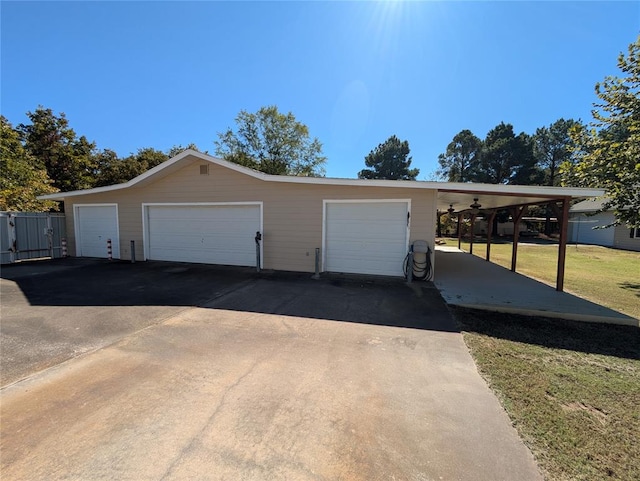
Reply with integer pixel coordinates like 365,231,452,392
569,198,640,252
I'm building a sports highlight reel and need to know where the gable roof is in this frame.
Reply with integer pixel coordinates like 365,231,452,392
570,197,610,213
39,149,605,210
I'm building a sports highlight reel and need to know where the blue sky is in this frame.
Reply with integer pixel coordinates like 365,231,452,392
2,1,639,179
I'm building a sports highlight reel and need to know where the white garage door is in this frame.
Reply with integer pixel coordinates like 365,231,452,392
145,204,261,267
75,204,120,258
324,201,409,276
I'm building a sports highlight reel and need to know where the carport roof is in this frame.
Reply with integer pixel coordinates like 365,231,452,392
40,149,605,208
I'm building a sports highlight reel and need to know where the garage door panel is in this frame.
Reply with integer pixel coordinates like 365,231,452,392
75,205,119,259
146,205,260,266
325,202,408,277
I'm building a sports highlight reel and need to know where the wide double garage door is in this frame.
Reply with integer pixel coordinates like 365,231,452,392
144,204,261,267
324,201,410,277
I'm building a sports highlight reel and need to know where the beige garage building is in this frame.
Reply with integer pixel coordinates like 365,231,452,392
41,150,603,283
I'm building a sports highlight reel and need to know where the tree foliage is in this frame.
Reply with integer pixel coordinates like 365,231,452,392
566,36,640,227
215,106,326,176
358,135,419,180
0,116,59,211
436,129,482,182
5,106,203,207
94,148,169,187
18,107,97,192
476,122,537,185
534,118,582,187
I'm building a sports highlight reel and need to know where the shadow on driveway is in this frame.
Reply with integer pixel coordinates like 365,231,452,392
2,258,457,332
1,258,456,386
1,258,257,308
206,271,457,332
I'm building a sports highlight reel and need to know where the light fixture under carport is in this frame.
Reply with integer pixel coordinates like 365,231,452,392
469,198,481,215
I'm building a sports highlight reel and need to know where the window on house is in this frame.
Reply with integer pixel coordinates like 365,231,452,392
630,227,640,239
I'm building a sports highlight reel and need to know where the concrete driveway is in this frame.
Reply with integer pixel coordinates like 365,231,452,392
1,260,542,480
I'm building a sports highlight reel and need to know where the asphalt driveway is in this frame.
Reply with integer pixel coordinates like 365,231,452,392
1,260,542,480
1,258,256,386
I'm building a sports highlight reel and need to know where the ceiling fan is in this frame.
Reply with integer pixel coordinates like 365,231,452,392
469,198,481,215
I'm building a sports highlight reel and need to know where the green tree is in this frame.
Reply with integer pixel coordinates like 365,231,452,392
0,116,58,211
510,132,542,185
18,107,97,192
358,135,418,180
477,122,538,185
566,36,640,227
215,106,326,176
436,129,482,182
534,118,582,187
94,148,168,187
166,143,201,158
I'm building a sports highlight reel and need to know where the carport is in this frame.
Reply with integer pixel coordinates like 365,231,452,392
434,184,605,292
433,245,638,326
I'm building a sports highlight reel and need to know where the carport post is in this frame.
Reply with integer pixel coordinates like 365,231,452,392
457,213,462,250
510,206,527,272
485,210,496,262
469,213,476,255
130,240,136,263
555,197,570,292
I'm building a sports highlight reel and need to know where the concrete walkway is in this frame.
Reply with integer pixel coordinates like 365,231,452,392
434,246,638,326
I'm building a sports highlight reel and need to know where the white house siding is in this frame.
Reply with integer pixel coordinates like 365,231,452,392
614,225,640,252
568,212,616,247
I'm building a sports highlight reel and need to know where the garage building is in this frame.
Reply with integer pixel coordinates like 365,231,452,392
41,150,603,280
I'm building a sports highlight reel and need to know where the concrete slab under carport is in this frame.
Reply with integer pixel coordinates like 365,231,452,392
433,246,638,326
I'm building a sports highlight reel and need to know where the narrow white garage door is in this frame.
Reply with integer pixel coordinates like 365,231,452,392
75,204,120,258
145,204,261,267
324,201,409,276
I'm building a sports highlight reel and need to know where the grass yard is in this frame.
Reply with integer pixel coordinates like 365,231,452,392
455,308,640,481
452,239,640,320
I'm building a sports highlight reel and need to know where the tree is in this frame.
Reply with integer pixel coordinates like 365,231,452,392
18,107,97,192
215,106,326,176
94,148,169,187
0,116,59,211
358,135,419,180
166,143,201,158
534,118,582,187
476,122,537,185
436,129,482,182
566,36,640,227
510,132,542,185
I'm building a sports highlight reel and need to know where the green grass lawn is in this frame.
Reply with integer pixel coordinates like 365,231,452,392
455,308,640,481
449,239,640,320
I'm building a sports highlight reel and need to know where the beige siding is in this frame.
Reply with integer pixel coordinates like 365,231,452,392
613,225,640,252
64,156,437,273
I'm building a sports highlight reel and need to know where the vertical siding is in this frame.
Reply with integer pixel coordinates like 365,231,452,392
63,156,437,273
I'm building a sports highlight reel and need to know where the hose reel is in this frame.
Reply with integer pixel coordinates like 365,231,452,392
404,240,433,281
